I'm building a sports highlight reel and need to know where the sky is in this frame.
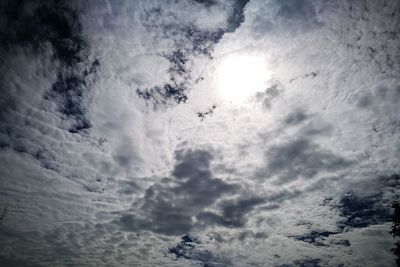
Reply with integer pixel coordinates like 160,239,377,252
0,0,399,266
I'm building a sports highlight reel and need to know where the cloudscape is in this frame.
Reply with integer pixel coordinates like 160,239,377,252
0,0,399,266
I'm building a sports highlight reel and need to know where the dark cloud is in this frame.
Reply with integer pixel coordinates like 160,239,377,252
118,149,237,235
0,205,8,223
263,138,351,184
319,174,400,232
256,111,347,185
226,0,250,32
198,189,301,228
0,0,99,134
0,0,83,65
193,0,218,8
172,149,213,179
118,149,299,235
0,255,40,267
277,258,322,267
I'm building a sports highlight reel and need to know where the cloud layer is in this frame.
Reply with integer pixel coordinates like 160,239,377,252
0,0,399,266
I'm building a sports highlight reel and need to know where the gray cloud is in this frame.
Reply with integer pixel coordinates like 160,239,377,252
255,82,283,109
333,174,399,231
198,189,302,229
118,149,237,236
249,0,324,38
168,234,231,266
198,196,265,228
276,258,322,267
262,138,352,184
273,0,321,26
292,230,340,247
284,109,310,126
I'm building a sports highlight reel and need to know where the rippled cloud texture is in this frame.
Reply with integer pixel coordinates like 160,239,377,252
0,0,399,266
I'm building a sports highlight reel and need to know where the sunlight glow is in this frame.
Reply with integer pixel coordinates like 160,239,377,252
216,54,269,104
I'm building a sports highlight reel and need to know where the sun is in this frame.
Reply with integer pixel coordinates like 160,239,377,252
215,54,269,104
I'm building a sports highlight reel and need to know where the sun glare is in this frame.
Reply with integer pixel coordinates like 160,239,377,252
215,54,269,104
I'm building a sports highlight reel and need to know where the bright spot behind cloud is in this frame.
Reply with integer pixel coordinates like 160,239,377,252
215,54,269,104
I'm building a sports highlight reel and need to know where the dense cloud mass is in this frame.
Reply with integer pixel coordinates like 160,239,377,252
0,0,399,266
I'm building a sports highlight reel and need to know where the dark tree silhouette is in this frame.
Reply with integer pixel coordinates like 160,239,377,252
391,201,400,266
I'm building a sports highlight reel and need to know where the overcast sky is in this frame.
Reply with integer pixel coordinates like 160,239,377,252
0,0,399,266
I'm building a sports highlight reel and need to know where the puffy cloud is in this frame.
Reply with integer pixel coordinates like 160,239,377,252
118,149,237,236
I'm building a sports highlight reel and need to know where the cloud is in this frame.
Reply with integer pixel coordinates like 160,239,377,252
118,148,237,236
0,0,99,133
246,0,324,38
271,0,322,27
254,82,283,109
89,0,250,107
292,230,340,247
198,196,265,228
284,109,310,126
0,0,399,266
276,258,322,267
264,138,352,184
337,192,392,230
332,174,400,230
168,234,231,266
